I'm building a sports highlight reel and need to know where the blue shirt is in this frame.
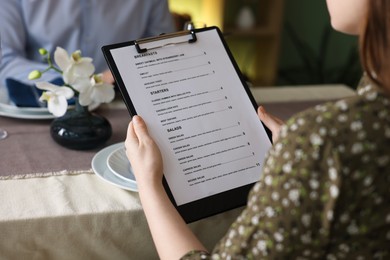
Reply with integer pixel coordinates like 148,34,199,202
0,0,175,87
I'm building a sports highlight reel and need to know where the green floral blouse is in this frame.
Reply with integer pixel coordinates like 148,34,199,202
182,80,390,259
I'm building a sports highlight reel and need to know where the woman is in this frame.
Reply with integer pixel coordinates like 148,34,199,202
125,0,390,259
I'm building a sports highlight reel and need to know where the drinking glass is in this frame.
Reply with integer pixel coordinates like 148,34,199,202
0,128,7,139
0,33,9,140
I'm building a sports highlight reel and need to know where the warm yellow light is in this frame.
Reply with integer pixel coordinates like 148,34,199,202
168,0,224,29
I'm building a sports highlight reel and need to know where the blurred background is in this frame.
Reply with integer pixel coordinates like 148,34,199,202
169,0,362,89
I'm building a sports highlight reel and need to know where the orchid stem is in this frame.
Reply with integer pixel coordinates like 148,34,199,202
41,54,63,75
64,83,79,95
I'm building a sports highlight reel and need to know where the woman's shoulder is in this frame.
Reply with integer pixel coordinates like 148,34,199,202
284,84,389,137
272,85,390,165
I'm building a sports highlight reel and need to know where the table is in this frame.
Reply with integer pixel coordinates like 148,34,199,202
0,85,355,259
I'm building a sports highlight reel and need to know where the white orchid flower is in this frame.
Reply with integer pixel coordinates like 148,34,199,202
36,82,74,117
78,74,115,106
72,76,92,94
90,74,115,103
54,47,95,84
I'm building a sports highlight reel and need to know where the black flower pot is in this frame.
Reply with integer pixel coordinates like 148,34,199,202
50,101,112,150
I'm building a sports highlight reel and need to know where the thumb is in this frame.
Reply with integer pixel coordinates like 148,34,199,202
257,106,285,144
257,106,281,132
131,115,150,141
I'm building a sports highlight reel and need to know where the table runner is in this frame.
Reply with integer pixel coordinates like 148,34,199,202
0,108,130,178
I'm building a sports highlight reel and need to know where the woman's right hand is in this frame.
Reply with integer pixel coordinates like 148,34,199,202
257,106,284,143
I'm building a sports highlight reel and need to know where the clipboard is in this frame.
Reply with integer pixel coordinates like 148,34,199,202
102,26,272,223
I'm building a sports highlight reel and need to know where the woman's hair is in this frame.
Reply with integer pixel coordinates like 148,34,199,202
360,0,390,93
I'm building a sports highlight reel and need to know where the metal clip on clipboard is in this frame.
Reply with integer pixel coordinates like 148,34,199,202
134,30,197,54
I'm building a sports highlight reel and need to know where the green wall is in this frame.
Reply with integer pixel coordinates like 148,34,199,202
277,0,361,88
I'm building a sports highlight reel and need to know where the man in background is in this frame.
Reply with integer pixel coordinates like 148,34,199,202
0,0,175,105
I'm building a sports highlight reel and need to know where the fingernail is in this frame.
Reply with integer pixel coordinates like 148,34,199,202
259,106,265,113
132,115,140,124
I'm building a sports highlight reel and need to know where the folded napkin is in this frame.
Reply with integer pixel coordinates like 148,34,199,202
5,77,73,107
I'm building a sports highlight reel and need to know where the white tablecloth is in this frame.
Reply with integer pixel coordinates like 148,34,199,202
0,171,242,259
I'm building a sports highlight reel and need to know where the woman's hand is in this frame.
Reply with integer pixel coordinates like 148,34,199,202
125,116,207,259
125,115,163,188
257,106,284,143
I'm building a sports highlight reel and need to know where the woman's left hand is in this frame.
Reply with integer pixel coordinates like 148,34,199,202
126,116,207,258
125,115,164,188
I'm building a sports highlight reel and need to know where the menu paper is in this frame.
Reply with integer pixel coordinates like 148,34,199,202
109,29,272,206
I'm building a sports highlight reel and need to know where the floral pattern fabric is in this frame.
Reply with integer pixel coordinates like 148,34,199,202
182,80,390,259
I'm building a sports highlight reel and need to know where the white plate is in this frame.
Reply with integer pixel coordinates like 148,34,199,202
0,99,54,119
107,146,136,182
0,102,49,114
0,101,100,120
92,142,138,192
0,109,55,119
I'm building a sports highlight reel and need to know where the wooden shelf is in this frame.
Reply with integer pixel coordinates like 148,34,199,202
168,0,284,86
222,0,284,86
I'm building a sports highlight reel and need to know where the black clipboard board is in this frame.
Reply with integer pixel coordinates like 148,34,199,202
102,26,272,223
